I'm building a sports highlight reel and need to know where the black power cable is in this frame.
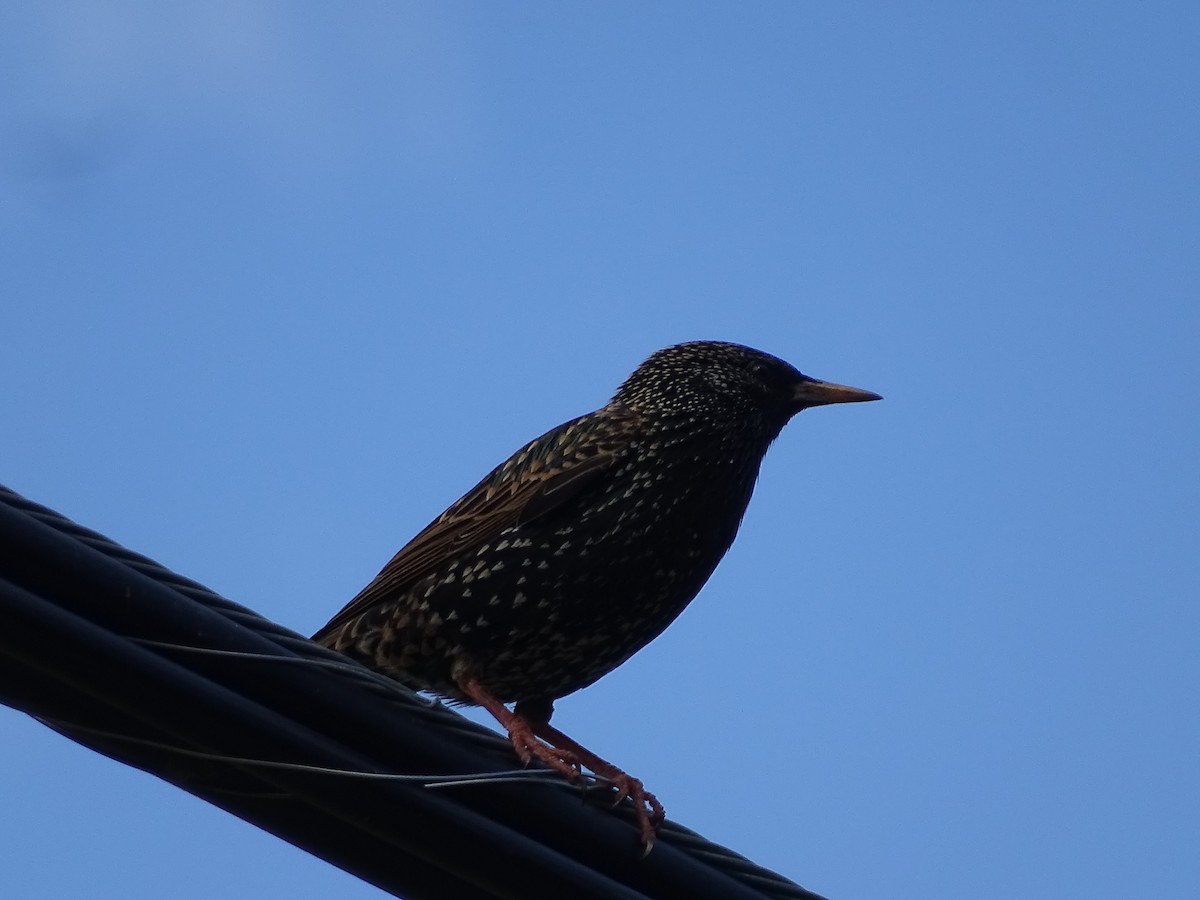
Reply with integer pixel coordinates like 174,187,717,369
0,484,827,900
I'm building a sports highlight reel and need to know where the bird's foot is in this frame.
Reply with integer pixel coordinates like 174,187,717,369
462,679,660,850
594,771,664,852
459,678,582,780
531,718,665,853
506,716,582,781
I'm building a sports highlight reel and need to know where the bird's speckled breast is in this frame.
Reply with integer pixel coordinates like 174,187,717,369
371,430,766,702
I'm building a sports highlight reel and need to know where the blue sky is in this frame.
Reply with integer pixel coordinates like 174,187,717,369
2,3,1197,898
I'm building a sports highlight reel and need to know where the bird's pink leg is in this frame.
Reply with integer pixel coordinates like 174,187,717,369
463,681,662,850
530,719,665,851
459,679,581,780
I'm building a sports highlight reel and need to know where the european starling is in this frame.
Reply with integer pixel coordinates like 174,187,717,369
313,340,879,847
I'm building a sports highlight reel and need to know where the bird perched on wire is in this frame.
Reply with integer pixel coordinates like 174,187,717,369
313,340,880,849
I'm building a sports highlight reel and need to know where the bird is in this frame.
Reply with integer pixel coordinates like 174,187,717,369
313,340,880,848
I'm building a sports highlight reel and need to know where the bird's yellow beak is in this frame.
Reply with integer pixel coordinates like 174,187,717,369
793,378,882,408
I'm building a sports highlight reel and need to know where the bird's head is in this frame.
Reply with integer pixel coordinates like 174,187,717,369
611,341,880,435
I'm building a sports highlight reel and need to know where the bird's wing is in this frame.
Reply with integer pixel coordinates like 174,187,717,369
313,408,639,642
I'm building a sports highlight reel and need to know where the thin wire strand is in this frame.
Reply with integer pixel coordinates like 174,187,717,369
34,715,593,790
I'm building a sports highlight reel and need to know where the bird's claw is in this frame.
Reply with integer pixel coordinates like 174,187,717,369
595,772,664,851
508,726,582,781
